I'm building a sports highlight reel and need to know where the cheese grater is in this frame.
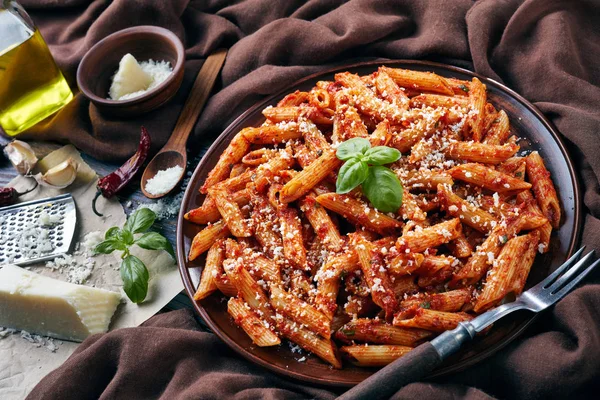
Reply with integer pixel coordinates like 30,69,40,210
0,194,77,266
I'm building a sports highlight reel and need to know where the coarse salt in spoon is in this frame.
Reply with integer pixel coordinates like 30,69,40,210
141,48,228,199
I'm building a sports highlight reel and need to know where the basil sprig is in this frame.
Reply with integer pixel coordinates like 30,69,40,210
94,208,175,303
335,138,404,213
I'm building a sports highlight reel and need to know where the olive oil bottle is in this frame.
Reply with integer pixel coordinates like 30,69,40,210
0,3,73,136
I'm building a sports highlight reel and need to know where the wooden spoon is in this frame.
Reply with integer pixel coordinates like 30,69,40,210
141,48,228,199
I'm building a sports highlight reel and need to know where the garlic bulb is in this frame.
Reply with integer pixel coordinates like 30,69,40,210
3,140,38,175
37,158,79,188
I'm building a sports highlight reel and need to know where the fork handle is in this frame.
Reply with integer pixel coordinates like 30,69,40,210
337,324,475,400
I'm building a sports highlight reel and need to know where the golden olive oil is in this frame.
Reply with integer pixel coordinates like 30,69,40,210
0,10,73,136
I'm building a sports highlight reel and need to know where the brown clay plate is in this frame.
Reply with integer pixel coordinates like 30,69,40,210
177,60,582,387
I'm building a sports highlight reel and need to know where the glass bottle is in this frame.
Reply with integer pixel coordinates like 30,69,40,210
0,1,73,136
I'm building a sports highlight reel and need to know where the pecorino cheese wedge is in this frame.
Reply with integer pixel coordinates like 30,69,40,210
0,264,121,342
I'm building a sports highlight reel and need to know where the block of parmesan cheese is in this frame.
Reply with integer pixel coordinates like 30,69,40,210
0,265,121,342
108,53,152,100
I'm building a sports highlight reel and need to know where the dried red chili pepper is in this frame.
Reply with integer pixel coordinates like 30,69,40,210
92,126,151,216
0,182,38,207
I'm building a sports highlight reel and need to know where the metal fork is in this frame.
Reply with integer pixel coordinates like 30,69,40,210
338,248,599,400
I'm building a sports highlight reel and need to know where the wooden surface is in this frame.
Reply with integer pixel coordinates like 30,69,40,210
0,138,179,243
0,136,213,330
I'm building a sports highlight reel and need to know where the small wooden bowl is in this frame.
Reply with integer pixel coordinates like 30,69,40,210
76,26,185,117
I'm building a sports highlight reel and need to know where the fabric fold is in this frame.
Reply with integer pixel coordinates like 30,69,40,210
12,0,600,398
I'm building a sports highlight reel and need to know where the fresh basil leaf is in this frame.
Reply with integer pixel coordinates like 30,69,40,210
105,226,120,239
336,137,371,161
135,232,176,260
119,228,134,245
336,158,369,194
362,166,404,213
125,208,156,234
94,238,126,255
364,146,401,166
121,255,149,303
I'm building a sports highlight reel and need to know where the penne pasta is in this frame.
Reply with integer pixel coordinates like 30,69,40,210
277,90,309,107
193,239,226,301
240,123,302,144
466,78,487,141
388,253,425,276
399,288,472,312
201,132,250,193
188,220,230,262
315,193,402,236
243,251,282,284
374,69,409,110
228,297,281,347
341,345,413,367
280,149,341,203
483,110,510,145
397,218,462,253
437,183,496,233
526,151,561,228
353,234,398,319
332,102,369,142
450,163,532,193
314,253,345,320
224,256,275,322
393,308,473,332
409,93,468,109
369,120,392,147
276,316,342,368
445,142,519,164
335,319,431,345
335,72,405,124
209,188,253,237
509,230,541,295
300,194,343,252
474,231,540,312
299,117,330,153
400,169,453,191
278,205,308,270
263,105,332,125
185,188,251,225
214,273,238,297
380,66,454,95
270,284,331,339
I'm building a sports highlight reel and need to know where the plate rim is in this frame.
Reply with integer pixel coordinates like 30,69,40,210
177,59,583,387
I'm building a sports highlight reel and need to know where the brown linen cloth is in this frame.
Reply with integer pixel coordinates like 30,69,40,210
21,0,600,398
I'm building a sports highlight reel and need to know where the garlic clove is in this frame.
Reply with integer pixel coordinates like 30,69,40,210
37,157,79,189
3,140,38,175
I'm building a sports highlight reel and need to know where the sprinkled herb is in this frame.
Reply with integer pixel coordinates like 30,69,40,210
420,301,431,309
342,328,355,336
499,235,508,244
459,84,470,93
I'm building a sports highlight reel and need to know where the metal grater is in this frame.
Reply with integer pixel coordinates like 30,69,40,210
0,194,77,266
